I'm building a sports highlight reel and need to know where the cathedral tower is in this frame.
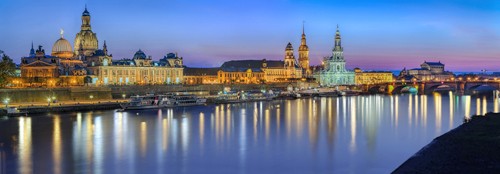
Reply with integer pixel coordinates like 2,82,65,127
74,5,99,56
298,23,310,76
332,25,343,61
284,42,296,68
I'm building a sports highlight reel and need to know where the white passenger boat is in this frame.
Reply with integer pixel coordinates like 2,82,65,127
6,107,28,117
120,94,172,110
168,94,207,107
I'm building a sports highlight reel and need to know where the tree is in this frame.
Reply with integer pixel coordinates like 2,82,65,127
0,51,16,87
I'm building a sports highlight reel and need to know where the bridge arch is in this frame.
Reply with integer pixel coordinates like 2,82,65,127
468,84,497,91
368,85,383,93
392,85,417,94
427,84,454,93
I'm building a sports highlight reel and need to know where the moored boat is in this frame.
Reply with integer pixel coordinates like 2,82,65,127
6,107,28,117
168,94,207,107
120,94,172,110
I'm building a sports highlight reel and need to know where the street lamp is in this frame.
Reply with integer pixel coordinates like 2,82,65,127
47,98,51,106
122,94,126,99
4,98,10,108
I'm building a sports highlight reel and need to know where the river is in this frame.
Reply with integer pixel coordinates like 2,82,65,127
0,93,498,174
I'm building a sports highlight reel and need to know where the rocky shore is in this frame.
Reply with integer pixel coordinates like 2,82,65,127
393,113,500,173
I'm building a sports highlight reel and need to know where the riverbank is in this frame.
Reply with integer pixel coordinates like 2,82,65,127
393,112,500,173
0,100,127,115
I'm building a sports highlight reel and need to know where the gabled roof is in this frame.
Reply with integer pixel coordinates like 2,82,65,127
220,59,285,69
410,68,427,70
184,67,220,76
423,61,444,66
112,59,135,66
22,60,57,67
221,67,263,72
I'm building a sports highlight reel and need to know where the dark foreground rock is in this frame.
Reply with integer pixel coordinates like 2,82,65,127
394,113,500,174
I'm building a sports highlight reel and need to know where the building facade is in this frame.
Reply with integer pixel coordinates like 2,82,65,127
74,6,98,56
19,7,184,87
298,25,310,77
354,68,394,85
184,67,219,85
399,61,454,82
87,50,184,85
319,26,355,86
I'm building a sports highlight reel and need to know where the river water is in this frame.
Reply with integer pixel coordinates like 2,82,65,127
0,93,499,174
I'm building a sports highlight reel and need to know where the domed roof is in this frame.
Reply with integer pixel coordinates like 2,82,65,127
133,49,147,59
52,37,74,58
53,38,72,53
286,42,293,50
82,6,90,16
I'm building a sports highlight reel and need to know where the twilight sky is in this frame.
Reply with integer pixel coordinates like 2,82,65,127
0,0,499,71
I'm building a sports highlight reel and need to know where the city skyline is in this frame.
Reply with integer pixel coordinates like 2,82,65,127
0,0,499,72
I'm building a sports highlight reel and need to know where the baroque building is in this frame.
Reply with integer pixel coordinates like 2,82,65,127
399,61,454,82
19,6,184,87
87,50,184,85
298,24,310,77
184,67,220,85
354,68,394,85
319,26,355,86
215,43,302,84
74,6,98,56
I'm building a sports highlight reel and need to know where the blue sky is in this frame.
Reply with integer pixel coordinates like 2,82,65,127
0,0,499,71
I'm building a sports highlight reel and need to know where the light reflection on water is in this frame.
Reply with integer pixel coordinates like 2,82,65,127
0,94,499,174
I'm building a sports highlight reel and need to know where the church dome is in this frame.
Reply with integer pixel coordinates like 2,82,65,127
52,37,74,58
133,49,147,59
74,31,98,56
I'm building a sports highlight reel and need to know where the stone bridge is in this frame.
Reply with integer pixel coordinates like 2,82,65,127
363,81,500,95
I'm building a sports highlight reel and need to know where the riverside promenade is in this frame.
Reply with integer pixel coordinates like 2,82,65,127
394,113,500,173
1,99,127,115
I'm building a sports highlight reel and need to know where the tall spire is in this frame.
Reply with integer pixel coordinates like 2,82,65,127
103,40,108,55
29,41,35,57
298,21,310,75
332,24,344,60
300,22,307,46
334,24,342,49
302,21,305,35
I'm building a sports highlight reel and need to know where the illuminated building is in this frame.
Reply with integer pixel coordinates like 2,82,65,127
319,25,355,86
74,6,98,56
218,64,265,84
21,45,59,78
184,67,220,85
399,61,454,81
298,24,310,77
354,68,394,85
51,30,74,59
20,34,87,87
19,7,184,87
87,50,184,85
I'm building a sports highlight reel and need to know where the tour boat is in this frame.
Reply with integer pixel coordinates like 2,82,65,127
214,90,276,104
167,94,207,107
6,107,28,117
120,94,172,110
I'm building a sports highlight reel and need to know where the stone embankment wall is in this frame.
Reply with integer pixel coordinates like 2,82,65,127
0,82,312,103
0,87,112,103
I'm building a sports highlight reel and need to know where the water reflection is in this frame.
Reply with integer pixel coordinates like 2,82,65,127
18,117,32,174
52,116,61,174
1,93,499,174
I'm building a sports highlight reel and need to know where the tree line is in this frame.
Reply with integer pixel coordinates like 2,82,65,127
0,50,17,87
